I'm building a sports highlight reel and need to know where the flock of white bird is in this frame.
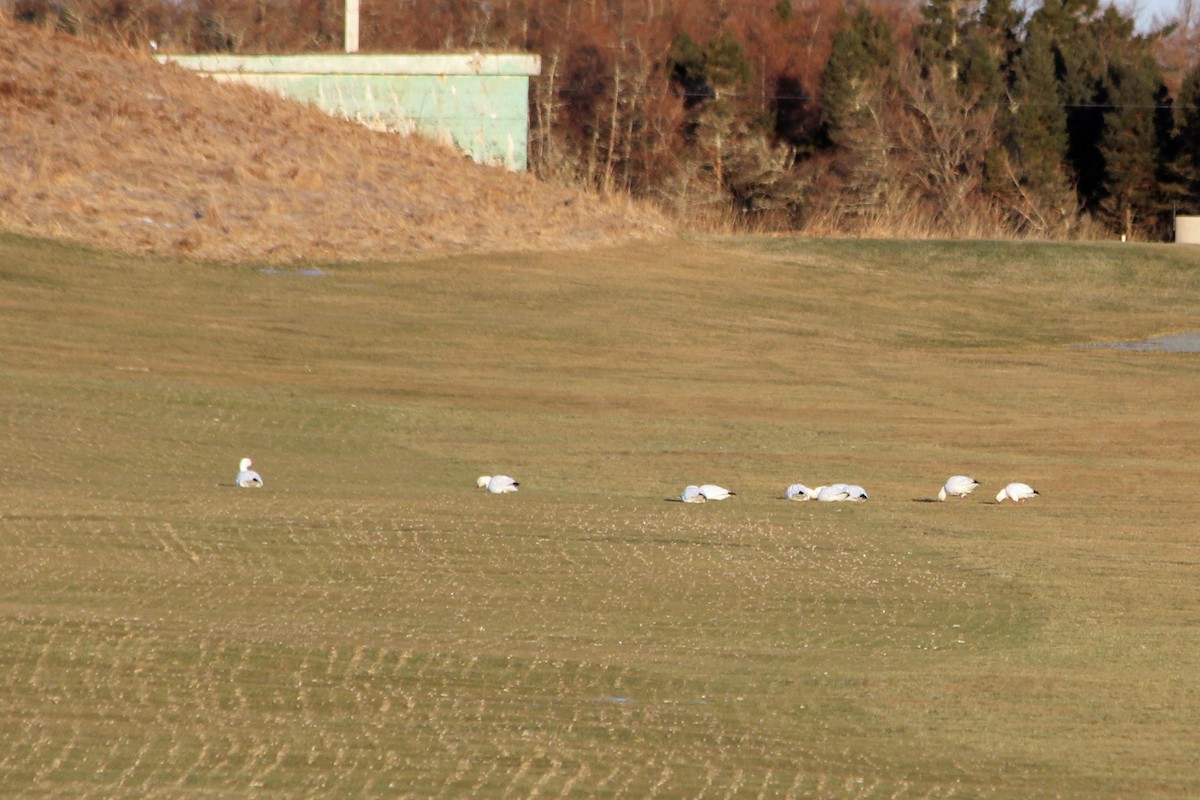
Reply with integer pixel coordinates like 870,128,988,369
780,482,869,503
236,460,1039,505
684,475,1038,504
945,477,1042,504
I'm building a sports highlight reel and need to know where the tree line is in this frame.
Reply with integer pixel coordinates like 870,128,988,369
10,0,1200,240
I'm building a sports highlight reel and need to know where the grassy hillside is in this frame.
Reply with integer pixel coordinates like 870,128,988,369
1,233,1199,797
0,20,667,265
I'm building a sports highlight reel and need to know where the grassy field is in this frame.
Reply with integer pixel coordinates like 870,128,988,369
1,232,1198,798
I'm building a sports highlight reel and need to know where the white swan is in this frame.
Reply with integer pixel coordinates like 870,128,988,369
996,482,1038,503
785,483,817,500
698,484,735,501
477,475,519,493
815,485,849,502
842,484,869,501
236,457,263,488
939,475,980,501
681,485,706,503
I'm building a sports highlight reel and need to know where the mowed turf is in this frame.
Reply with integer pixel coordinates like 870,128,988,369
1,232,1199,798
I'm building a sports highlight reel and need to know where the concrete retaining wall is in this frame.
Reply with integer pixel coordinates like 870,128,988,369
159,53,540,171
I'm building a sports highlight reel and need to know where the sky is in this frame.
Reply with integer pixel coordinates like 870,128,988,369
1123,0,1188,31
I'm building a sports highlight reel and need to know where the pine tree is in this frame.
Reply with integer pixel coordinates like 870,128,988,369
963,0,1023,103
916,0,961,80
1012,26,1068,194
703,27,753,101
1025,0,1103,205
1174,63,1200,213
668,25,777,212
695,27,754,189
1099,50,1167,238
979,0,1024,46
670,31,711,109
956,34,1004,103
821,7,897,148
1024,0,1155,216
953,0,1022,207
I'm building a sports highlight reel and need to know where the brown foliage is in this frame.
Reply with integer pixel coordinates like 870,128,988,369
0,17,669,263
6,0,1191,242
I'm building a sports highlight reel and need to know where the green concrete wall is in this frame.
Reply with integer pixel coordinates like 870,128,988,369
159,53,541,171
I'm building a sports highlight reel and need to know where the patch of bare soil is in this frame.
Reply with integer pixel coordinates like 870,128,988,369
0,19,671,263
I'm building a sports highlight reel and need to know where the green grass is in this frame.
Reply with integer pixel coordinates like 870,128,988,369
1,231,1199,797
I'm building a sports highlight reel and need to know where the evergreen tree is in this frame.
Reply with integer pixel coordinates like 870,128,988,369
695,27,754,187
1025,0,1104,205
965,0,1023,102
703,27,753,100
821,7,897,148
979,0,1024,47
962,0,1023,202
916,0,961,79
1099,51,1166,238
668,26,768,207
1176,64,1200,213
1012,25,1068,195
670,31,711,108
956,34,1003,102
1024,0,1157,216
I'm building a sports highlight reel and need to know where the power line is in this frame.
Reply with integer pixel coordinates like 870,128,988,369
550,83,1199,111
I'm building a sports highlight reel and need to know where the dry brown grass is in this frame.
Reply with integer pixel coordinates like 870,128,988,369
0,18,671,264
4,16,1200,797
1,231,1199,796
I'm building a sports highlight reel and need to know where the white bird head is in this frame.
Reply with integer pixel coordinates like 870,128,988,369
476,476,491,489
239,457,253,472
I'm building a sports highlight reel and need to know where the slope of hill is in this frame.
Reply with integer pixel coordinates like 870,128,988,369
0,19,670,263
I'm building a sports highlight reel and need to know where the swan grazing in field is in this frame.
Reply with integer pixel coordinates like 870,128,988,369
815,485,850,502
681,485,706,503
842,484,869,501
477,475,519,493
236,457,263,488
698,484,735,501
785,483,817,500
939,475,980,501
996,482,1038,503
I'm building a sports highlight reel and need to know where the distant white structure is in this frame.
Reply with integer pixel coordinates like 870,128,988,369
159,52,540,171
1176,216,1200,244
344,0,359,53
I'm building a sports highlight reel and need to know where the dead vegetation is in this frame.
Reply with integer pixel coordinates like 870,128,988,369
0,18,671,263
2,230,1200,796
